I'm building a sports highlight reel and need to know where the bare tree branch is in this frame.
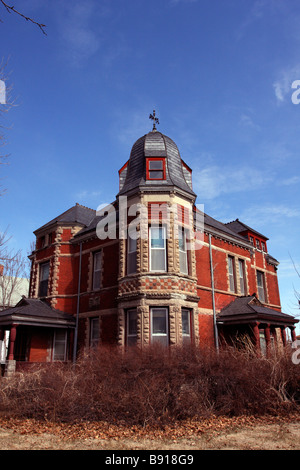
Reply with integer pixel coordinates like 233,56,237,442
0,0,46,35
0,229,29,310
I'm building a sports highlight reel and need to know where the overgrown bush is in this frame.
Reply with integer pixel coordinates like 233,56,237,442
0,345,299,426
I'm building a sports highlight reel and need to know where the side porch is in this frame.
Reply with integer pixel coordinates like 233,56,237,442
0,297,75,376
217,295,298,354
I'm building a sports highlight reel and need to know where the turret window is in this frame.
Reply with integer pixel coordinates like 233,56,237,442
146,158,166,180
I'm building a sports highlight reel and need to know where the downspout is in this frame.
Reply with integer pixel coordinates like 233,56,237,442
73,242,82,364
209,233,219,352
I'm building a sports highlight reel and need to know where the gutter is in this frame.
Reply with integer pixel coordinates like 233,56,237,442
209,234,219,352
73,242,82,364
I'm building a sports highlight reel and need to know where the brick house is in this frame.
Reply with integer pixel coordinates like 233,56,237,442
0,122,298,374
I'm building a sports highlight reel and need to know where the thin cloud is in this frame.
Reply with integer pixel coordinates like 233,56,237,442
56,0,102,67
193,165,269,200
273,64,300,103
241,204,300,227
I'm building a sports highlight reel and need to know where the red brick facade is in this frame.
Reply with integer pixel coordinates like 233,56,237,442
9,127,296,366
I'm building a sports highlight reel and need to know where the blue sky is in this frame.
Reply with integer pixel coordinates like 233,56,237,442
0,0,299,330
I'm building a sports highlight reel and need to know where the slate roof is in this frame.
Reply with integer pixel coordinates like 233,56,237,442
194,209,252,246
217,295,298,326
225,219,269,240
34,204,96,234
0,297,75,328
118,130,196,198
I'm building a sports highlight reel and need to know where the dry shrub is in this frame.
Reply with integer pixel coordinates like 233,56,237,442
0,344,299,426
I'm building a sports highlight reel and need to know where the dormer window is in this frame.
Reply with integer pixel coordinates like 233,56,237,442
146,158,166,180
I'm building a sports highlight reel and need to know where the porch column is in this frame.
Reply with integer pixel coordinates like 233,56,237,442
5,324,17,377
290,326,297,343
8,324,17,360
253,322,260,351
280,326,287,347
265,324,271,356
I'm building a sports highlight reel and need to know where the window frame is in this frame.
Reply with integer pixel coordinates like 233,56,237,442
181,308,192,343
178,226,189,275
256,270,266,303
92,251,102,291
146,158,166,181
90,317,100,348
126,309,138,346
149,225,167,272
127,235,137,275
150,307,169,346
228,255,236,293
238,259,246,296
52,329,67,361
39,261,50,297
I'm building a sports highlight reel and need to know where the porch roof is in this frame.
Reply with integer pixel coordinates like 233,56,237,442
217,295,298,327
0,297,75,329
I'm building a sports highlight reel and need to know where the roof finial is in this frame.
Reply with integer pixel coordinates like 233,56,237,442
149,109,159,131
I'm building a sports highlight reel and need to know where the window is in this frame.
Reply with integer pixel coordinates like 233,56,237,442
178,227,188,275
261,241,266,252
149,226,167,272
257,271,266,303
228,256,236,292
93,252,102,290
146,158,165,180
127,235,137,274
53,329,67,361
249,236,254,245
151,308,169,346
127,309,137,346
255,239,260,250
238,259,246,295
39,262,50,297
259,329,267,356
90,317,100,348
181,309,191,343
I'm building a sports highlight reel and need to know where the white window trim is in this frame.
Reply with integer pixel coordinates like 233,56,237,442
149,226,167,272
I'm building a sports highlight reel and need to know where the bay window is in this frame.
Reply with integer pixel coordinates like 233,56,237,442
179,226,188,275
149,226,167,272
150,307,169,346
